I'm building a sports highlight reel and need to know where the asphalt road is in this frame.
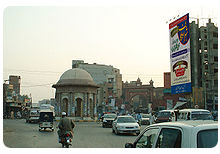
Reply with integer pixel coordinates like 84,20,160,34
3,119,145,148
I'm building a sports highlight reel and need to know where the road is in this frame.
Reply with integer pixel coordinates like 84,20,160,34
3,119,145,148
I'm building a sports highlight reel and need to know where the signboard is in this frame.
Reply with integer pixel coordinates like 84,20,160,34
169,13,191,94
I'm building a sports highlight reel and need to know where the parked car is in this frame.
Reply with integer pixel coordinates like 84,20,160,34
140,114,151,125
112,115,140,136
155,110,175,123
26,109,40,123
125,120,218,148
102,113,117,128
178,109,214,121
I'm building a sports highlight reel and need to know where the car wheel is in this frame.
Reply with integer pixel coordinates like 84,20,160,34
65,144,69,148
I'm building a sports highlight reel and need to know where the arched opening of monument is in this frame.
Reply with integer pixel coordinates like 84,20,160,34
76,98,82,117
89,98,93,117
62,98,69,115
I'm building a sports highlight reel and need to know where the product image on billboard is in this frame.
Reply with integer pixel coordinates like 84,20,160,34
169,13,191,94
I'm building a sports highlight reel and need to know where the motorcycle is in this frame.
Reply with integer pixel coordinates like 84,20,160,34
58,130,73,148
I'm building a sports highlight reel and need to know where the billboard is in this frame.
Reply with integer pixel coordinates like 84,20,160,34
169,13,191,94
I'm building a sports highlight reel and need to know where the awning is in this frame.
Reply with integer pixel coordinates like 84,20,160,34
173,101,187,110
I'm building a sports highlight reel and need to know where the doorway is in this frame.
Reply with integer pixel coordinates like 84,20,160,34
62,98,68,115
76,98,82,117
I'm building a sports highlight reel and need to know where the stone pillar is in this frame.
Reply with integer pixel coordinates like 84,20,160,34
69,92,73,116
83,92,86,117
68,93,71,116
72,92,75,117
59,92,62,116
87,93,89,116
93,93,97,117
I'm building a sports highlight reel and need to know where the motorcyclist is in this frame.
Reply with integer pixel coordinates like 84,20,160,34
58,112,75,145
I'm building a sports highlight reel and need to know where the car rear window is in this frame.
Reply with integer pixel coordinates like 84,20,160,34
104,114,116,118
191,111,213,120
157,112,170,117
117,117,136,123
197,129,218,148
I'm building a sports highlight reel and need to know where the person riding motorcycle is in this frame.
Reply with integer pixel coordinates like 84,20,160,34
58,112,75,145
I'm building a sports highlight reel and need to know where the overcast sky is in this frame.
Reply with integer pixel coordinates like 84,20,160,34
2,0,218,103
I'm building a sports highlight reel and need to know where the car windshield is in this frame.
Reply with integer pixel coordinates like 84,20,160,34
30,110,39,116
104,114,116,118
141,114,151,118
191,111,213,120
197,129,218,148
117,117,136,123
157,111,170,117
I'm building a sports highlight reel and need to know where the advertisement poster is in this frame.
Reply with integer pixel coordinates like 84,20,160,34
169,13,191,94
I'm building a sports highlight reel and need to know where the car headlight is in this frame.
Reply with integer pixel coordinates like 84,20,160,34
103,120,107,122
135,125,140,129
117,125,123,129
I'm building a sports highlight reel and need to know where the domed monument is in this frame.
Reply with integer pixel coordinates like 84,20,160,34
52,68,99,118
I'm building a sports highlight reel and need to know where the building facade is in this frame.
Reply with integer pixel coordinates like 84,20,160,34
190,19,218,110
3,75,32,118
72,60,122,113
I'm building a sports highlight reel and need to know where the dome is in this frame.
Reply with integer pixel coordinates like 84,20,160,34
53,68,98,87
60,68,93,81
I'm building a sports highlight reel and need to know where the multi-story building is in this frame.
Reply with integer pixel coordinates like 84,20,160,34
3,75,32,118
8,75,21,96
190,19,218,111
72,60,122,113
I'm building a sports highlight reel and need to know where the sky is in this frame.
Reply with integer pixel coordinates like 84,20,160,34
1,0,218,103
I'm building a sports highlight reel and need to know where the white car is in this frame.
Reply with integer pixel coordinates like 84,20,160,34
140,114,151,125
112,115,140,136
125,120,218,148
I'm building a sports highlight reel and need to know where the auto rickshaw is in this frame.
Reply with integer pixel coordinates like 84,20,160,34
39,110,54,131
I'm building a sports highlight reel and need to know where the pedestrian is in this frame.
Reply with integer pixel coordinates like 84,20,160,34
11,111,14,119
58,112,75,143
151,112,156,124
136,113,141,122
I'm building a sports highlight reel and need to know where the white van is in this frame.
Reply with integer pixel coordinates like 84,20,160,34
178,109,213,121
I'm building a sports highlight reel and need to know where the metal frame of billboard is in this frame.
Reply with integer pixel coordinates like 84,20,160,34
169,13,192,94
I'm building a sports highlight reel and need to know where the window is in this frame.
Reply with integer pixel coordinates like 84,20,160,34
156,128,182,148
135,128,159,148
206,83,209,88
213,44,218,49
213,32,218,38
197,129,218,148
214,80,218,87
214,56,218,62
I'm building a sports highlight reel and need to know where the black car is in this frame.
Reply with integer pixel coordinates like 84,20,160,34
102,113,117,128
